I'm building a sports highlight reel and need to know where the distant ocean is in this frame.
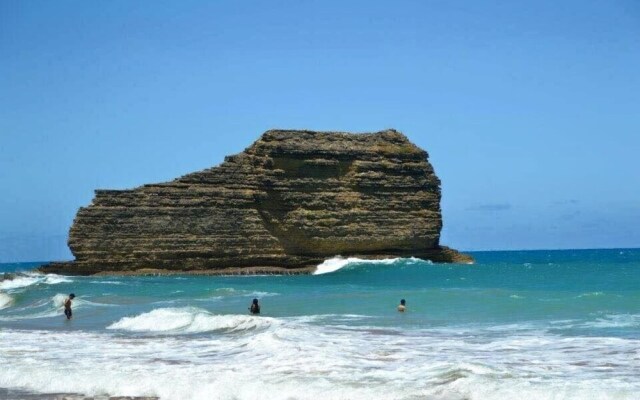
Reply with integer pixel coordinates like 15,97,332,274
1,249,638,399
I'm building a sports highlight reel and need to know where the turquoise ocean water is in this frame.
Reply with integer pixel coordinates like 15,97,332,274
0,249,638,399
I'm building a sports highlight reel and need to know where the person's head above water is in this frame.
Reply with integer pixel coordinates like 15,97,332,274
252,298,259,305
69,293,76,299
400,299,405,305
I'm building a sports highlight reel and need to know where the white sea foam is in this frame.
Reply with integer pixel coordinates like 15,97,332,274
207,287,280,298
0,293,111,321
1,321,639,400
0,275,40,290
90,280,126,285
51,293,111,309
582,314,640,329
51,293,68,308
0,294,67,321
193,296,223,303
576,291,605,298
0,292,13,309
0,273,72,290
107,307,275,333
314,256,428,275
44,275,72,284
247,291,279,297
214,287,237,293
289,313,371,324
542,314,640,331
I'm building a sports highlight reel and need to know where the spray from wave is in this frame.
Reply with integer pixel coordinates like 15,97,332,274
207,287,280,297
107,307,275,334
0,272,72,290
0,295,65,321
0,293,13,309
314,256,428,275
581,313,640,329
51,293,69,309
2,320,639,400
0,293,110,321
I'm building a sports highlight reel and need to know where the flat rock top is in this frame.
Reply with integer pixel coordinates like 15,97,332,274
251,128,426,154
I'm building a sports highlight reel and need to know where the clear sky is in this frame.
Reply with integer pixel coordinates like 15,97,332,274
1,0,639,262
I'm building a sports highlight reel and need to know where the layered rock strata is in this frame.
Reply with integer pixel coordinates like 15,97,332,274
41,129,471,275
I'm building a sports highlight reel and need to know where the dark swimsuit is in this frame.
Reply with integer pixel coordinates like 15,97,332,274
64,300,72,319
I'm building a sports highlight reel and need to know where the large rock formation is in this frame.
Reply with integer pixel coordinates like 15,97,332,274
41,129,471,275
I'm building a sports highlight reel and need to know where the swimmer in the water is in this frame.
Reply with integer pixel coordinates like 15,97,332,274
249,298,260,315
397,299,406,312
64,293,75,319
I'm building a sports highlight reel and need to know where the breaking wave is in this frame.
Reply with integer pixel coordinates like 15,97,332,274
314,256,428,275
576,291,605,298
107,307,276,334
0,294,112,321
208,287,280,297
0,272,72,290
2,322,639,400
582,313,640,329
0,292,13,309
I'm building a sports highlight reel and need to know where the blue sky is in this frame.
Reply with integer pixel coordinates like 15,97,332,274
1,0,639,262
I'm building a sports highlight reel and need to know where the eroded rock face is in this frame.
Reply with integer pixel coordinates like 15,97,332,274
41,129,471,275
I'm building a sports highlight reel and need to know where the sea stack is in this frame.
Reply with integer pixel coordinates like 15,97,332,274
41,129,472,275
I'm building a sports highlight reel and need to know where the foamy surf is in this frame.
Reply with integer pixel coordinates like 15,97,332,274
207,287,280,297
0,272,72,290
314,256,427,274
582,313,640,329
107,307,275,334
48,294,112,312
0,294,111,321
1,323,639,400
0,292,13,309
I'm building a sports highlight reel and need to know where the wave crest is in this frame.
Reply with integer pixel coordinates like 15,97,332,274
107,307,275,334
208,288,280,297
314,256,428,275
0,273,72,291
584,314,640,329
0,293,13,309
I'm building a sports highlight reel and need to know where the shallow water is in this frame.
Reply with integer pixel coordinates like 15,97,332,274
0,249,639,399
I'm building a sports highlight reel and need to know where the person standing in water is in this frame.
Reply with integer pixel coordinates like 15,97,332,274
249,298,260,315
397,299,406,312
64,293,75,319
